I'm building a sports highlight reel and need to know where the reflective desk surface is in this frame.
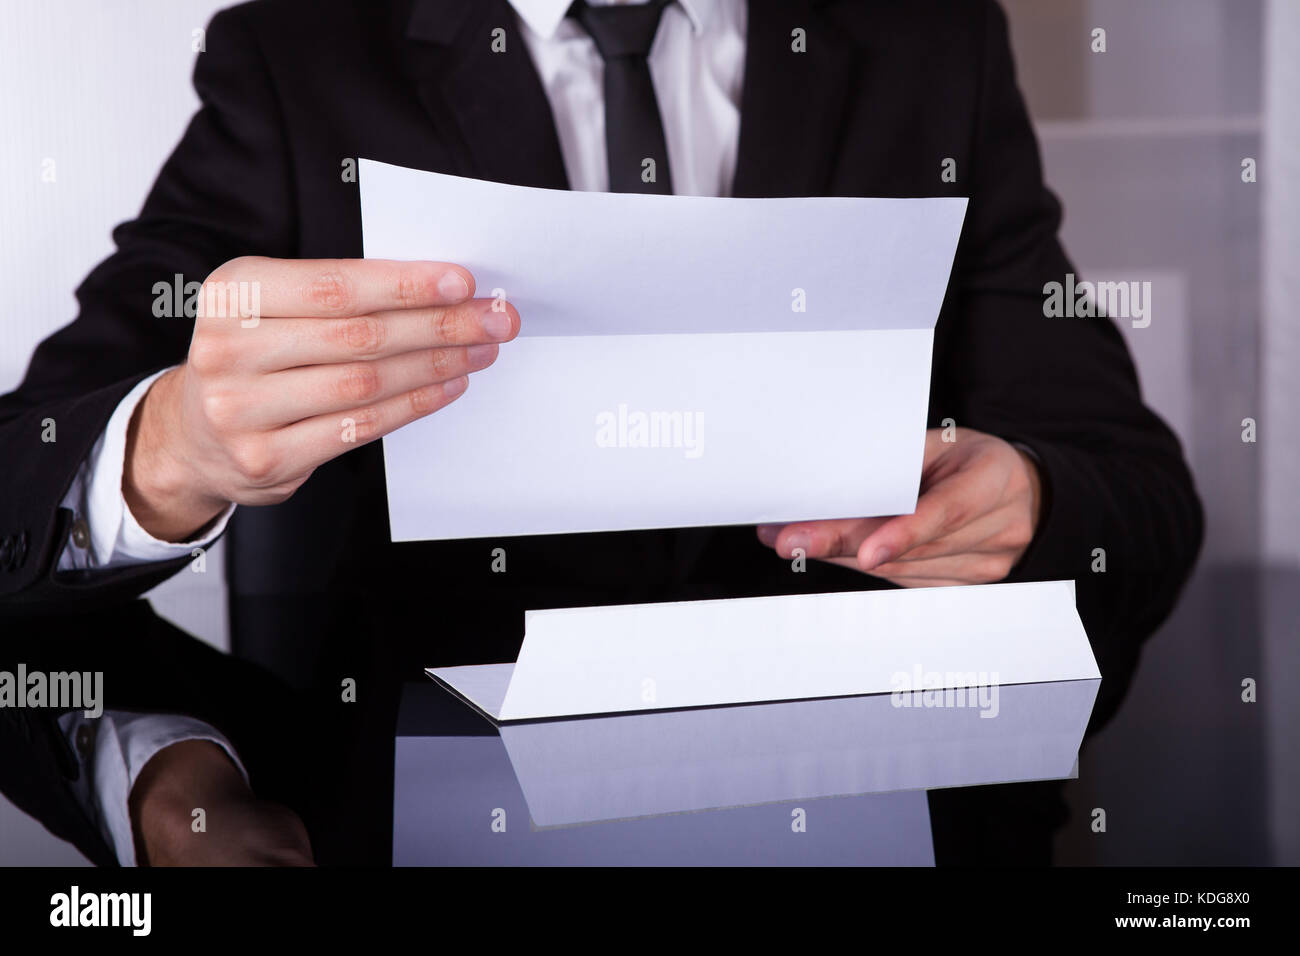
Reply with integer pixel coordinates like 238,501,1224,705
392,677,1098,865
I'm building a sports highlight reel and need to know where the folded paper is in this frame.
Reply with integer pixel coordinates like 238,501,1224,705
428,579,1100,722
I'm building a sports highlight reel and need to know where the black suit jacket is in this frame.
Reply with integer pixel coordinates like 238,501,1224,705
1,0,1202,864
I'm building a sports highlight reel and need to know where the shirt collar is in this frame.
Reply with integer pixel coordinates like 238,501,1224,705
509,0,706,41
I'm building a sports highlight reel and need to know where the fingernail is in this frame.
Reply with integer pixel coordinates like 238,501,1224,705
444,376,468,397
785,533,811,557
482,310,513,340
438,270,469,301
756,524,779,546
865,545,892,569
466,343,498,369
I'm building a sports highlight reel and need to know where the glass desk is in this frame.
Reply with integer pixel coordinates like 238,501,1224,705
392,677,1098,865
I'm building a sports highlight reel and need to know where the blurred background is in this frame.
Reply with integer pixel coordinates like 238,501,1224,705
1,0,1295,865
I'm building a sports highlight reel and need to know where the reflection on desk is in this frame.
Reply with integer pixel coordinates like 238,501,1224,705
392,677,1097,865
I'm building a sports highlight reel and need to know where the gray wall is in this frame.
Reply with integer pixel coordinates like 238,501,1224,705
1260,0,1300,868
1003,0,1289,864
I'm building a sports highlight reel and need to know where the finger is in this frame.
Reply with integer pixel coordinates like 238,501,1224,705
761,431,972,563
884,504,1032,563
820,553,973,587
876,573,976,588
918,426,975,470
208,257,475,318
855,467,995,571
867,549,1018,587
282,376,471,473
920,427,949,465
245,299,519,371
237,344,499,428
759,517,890,560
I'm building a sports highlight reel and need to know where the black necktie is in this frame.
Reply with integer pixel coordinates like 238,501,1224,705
569,0,675,194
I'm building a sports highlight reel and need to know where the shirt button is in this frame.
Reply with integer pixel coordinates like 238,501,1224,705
70,518,91,550
74,723,96,757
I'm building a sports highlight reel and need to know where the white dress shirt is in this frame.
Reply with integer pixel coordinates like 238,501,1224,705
518,0,746,197
56,369,236,574
58,710,249,867
59,0,747,864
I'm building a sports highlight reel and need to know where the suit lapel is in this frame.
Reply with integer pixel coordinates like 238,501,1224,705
402,0,570,190
732,0,854,198
402,0,851,197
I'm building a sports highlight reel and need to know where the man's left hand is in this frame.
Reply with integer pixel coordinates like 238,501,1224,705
757,428,1043,588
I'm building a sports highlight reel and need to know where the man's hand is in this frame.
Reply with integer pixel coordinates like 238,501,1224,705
124,257,517,542
130,739,313,866
757,427,1043,587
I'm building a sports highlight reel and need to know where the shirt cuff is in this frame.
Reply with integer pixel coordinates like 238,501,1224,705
56,368,235,572
58,711,250,867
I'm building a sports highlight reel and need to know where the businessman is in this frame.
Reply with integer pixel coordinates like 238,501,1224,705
0,0,1202,865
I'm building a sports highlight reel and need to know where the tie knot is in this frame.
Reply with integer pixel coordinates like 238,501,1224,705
569,0,674,60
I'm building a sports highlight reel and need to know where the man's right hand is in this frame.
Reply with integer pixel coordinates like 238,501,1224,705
123,257,516,542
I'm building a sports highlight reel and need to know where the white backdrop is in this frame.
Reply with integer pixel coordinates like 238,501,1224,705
1,0,230,652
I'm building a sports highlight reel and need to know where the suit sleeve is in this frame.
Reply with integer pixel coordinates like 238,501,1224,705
0,8,294,610
936,0,1204,720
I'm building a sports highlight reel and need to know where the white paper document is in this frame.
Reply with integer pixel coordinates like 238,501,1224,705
360,159,967,540
428,579,1100,722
